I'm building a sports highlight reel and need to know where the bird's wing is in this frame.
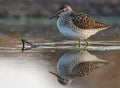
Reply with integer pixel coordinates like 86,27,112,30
72,12,110,29
70,61,109,78
70,62,95,78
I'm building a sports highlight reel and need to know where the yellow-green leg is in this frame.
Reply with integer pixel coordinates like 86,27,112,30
77,38,84,50
84,39,89,49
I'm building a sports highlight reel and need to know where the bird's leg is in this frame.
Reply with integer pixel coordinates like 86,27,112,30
78,38,80,48
84,39,89,49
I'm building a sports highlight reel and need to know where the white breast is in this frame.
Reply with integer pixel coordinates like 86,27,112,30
57,18,79,39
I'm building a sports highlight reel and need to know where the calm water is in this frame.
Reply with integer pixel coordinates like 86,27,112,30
0,22,120,88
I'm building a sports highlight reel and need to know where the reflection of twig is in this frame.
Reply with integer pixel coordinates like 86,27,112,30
21,39,25,53
21,39,39,53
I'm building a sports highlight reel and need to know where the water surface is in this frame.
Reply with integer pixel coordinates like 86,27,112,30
0,19,120,88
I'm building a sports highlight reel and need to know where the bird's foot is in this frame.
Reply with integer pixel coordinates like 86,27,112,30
77,45,85,51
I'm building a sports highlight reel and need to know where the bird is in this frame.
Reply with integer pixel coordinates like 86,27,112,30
49,50,109,85
49,4,110,48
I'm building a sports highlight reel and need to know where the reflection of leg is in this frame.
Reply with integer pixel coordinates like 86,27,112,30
84,39,89,48
78,38,80,48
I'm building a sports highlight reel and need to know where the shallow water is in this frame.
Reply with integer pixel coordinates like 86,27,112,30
0,23,120,88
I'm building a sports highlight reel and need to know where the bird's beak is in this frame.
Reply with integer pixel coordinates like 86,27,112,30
49,9,64,20
49,15,57,20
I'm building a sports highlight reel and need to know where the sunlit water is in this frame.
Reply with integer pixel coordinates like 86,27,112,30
0,24,120,88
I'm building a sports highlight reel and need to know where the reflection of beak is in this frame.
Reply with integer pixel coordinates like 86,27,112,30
49,9,64,20
49,71,61,79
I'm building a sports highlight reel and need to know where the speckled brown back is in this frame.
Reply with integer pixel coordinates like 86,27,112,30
72,12,110,29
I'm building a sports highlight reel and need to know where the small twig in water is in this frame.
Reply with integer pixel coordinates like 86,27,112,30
21,39,39,53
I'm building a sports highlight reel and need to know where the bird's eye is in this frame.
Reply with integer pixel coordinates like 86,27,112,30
60,9,64,13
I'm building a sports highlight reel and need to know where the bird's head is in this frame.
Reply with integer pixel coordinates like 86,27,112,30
49,4,73,20
49,71,72,85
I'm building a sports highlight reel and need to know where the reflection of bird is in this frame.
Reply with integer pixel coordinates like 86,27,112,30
49,50,109,85
49,5,110,48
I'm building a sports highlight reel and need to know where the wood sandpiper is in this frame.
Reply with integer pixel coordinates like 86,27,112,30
49,4,110,48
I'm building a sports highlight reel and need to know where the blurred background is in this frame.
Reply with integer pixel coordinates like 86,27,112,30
0,0,120,17
0,0,120,42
